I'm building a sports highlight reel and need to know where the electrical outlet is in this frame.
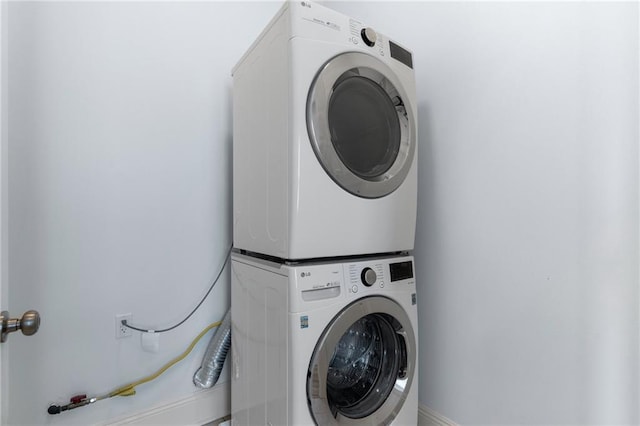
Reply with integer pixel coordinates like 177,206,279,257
115,314,133,339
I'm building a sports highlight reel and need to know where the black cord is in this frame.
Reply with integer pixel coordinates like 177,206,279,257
122,246,232,333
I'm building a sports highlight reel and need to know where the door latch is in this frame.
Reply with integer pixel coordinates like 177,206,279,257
0,310,40,343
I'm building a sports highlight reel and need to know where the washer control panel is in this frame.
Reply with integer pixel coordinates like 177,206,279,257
348,262,383,293
345,256,414,297
292,255,415,307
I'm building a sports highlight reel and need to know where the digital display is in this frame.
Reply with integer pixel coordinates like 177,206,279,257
390,261,414,282
389,41,413,69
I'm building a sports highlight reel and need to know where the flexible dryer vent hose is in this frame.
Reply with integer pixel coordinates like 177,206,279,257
194,308,231,388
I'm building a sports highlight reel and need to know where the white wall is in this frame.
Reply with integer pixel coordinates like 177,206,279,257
5,1,639,425
329,1,639,424
5,2,280,425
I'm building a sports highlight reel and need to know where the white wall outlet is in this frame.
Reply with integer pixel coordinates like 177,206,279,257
115,313,133,339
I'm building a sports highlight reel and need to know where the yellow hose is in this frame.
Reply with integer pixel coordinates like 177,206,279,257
105,320,223,399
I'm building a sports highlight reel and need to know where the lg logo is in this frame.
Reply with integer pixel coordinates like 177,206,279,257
300,272,312,278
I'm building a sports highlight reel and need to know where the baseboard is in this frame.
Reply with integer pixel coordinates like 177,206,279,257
101,388,452,426
418,404,458,426
101,382,230,426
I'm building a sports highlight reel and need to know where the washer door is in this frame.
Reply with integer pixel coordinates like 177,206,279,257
307,52,416,199
307,296,416,425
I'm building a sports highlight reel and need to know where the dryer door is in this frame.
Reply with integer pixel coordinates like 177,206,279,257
307,296,416,425
307,52,416,199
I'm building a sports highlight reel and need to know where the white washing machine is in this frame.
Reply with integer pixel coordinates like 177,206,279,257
231,251,418,425
232,1,418,260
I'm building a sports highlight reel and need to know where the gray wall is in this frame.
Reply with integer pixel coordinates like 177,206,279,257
330,2,639,424
3,1,638,425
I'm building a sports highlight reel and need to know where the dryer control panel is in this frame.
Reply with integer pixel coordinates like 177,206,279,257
291,0,413,68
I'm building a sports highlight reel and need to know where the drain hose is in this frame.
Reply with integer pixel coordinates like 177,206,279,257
193,308,231,388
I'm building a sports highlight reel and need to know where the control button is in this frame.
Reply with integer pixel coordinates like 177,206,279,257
361,267,377,287
351,285,358,293
361,27,377,47
380,282,385,288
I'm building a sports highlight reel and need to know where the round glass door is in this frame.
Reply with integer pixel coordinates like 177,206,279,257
307,296,416,425
307,52,416,199
329,76,401,179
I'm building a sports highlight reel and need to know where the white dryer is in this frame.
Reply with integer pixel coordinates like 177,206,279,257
231,252,419,425
232,1,418,260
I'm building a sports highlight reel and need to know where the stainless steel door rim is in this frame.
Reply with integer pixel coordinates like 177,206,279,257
307,52,416,199
307,296,416,425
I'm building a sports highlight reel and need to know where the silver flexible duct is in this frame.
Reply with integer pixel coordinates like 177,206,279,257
193,309,231,388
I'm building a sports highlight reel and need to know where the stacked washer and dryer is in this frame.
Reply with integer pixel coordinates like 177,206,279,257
231,2,419,425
